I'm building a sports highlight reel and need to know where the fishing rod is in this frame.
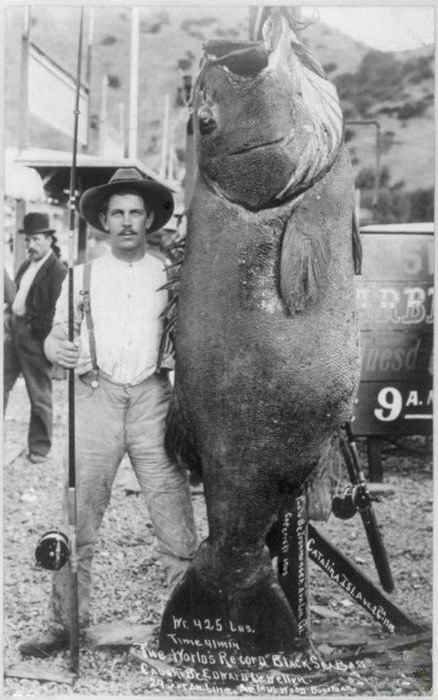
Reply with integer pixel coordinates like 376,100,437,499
65,5,85,676
34,7,84,677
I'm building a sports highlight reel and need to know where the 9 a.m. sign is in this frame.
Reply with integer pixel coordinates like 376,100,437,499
353,223,433,436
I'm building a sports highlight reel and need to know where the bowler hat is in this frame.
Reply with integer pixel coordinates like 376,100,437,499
79,168,174,234
18,212,56,236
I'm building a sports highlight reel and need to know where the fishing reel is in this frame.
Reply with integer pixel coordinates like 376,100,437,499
332,484,379,520
35,530,70,571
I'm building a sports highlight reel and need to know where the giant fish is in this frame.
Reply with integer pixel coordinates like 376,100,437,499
160,11,361,655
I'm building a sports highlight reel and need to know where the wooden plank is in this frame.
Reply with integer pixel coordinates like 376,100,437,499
358,330,432,381
335,630,432,661
276,489,310,642
356,282,433,330
353,379,433,436
4,663,76,684
308,524,424,635
84,622,154,647
3,443,24,467
358,232,433,282
353,230,433,438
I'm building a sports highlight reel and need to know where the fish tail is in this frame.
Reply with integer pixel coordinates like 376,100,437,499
159,566,299,655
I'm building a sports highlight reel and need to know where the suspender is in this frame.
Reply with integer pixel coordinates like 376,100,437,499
81,262,99,388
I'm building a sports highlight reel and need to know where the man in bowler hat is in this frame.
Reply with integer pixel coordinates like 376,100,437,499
4,212,66,463
19,168,197,656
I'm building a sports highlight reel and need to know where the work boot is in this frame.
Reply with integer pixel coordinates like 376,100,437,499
28,453,48,464
18,629,70,657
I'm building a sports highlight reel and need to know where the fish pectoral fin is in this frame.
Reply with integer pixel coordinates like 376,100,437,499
352,209,363,275
279,201,331,315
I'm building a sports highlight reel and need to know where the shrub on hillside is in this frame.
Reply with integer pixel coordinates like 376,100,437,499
361,188,411,223
355,165,391,190
214,27,240,38
101,35,117,46
404,54,434,83
397,99,429,120
409,188,434,221
380,130,397,154
335,51,404,117
181,17,217,38
108,75,121,89
323,62,337,74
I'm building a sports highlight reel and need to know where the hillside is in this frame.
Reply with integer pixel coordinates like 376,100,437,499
4,6,434,216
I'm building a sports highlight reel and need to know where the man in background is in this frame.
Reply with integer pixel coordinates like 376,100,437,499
3,212,66,463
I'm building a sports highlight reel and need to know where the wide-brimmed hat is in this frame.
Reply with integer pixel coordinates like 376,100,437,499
79,167,174,234
18,212,56,236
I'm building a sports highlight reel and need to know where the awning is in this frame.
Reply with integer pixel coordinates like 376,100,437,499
8,147,179,203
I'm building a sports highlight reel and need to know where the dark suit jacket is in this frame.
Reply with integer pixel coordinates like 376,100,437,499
15,252,67,340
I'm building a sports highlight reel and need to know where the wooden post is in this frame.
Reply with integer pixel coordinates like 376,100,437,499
13,199,27,275
118,102,126,156
18,7,30,151
15,8,30,274
128,7,139,160
367,437,383,482
98,75,109,157
160,94,170,179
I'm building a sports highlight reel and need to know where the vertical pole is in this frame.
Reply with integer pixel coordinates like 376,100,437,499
67,6,85,676
98,74,108,157
367,437,383,483
15,8,30,274
129,7,139,160
13,200,27,276
84,7,94,153
119,102,126,155
160,94,170,179
373,123,381,213
18,7,30,151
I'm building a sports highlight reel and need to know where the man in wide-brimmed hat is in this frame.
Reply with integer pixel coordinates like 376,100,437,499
4,212,66,464
19,168,197,657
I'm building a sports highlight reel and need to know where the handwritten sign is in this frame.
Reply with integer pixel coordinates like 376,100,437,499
143,629,367,695
307,524,423,635
276,491,309,639
353,226,434,435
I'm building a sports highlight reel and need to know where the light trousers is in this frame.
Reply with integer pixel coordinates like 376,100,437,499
47,370,197,630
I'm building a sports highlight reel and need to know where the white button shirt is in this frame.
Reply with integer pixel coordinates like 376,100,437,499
12,250,52,316
53,252,171,384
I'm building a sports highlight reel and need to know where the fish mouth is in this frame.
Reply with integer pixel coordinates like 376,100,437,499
230,136,285,156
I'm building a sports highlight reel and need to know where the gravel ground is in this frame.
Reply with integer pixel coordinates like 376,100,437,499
3,377,433,697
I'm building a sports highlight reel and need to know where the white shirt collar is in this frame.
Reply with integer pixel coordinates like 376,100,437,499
29,249,52,269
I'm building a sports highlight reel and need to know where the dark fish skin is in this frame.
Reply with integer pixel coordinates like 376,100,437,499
160,14,360,655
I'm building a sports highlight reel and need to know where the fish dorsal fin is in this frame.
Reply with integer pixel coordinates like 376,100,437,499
280,191,331,315
156,239,186,369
